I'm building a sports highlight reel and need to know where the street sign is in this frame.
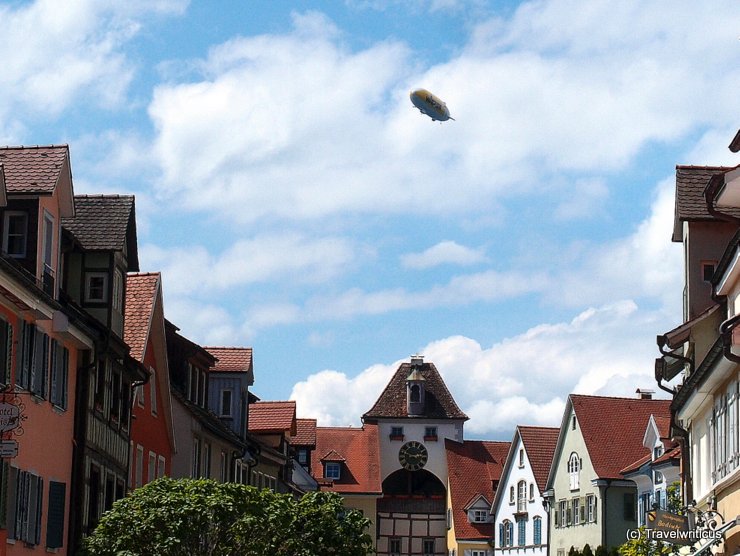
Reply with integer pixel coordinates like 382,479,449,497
0,440,18,458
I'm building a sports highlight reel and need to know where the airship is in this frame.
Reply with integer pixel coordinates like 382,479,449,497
409,88,454,122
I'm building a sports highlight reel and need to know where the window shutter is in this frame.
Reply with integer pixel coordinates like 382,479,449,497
580,497,586,523
6,466,17,540
593,496,598,523
554,506,560,527
33,476,43,545
567,507,572,526
46,481,65,549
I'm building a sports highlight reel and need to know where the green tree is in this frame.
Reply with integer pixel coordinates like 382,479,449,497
667,481,682,514
583,544,594,556
82,477,374,556
617,527,676,556
569,546,582,556
595,545,608,556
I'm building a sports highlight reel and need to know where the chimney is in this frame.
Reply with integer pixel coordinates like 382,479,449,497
636,388,654,400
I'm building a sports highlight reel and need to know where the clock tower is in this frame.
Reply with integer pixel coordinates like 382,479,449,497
362,355,468,556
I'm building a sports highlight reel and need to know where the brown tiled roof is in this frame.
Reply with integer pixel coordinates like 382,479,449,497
63,194,136,251
654,416,671,439
123,273,160,362
519,426,559,492
620,452,652,475
571,394,671,480
311,425,382,494
0,145,69,193
446,439,510,541
204,347,253,372
363,361,468,421
289,418,317,448
672,165,740,241
653,445,681,466
248,401,296,434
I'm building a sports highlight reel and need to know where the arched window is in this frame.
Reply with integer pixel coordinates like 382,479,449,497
529,483,534,501
410,384,420,403
517,480,527,512
509,485,515,504
501,520,513,547
533,516,542,545
568,452,580,490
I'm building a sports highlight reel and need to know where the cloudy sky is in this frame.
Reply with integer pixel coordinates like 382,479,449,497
2,0,739,439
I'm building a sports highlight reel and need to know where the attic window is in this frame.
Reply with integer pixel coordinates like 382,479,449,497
3,211,27,258
390,426,404,440
470,509,488,523
325,462,341,480
702,261,716,282
85,273,108,303
410,384,421,402
518,448,524,467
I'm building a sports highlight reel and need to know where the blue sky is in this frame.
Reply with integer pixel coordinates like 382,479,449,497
2,0,739,439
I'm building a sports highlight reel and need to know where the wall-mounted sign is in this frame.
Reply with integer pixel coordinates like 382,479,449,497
0,440,18,458
0,402,21,433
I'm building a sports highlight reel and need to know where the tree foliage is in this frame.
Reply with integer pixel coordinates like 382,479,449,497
82,478,374,556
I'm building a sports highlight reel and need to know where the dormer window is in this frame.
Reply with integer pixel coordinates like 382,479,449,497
410,384,420,402
85,273,108,303
325,462,341,480
3,211,27,258
470,509,488,523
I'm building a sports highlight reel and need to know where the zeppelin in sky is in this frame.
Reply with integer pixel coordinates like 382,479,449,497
409,88,455,122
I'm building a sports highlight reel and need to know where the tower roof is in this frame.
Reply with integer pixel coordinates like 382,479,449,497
363,360,468,421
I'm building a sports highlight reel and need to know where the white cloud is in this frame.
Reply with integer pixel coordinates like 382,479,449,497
292,300,669,438
0,0,187,139
401,240,487,269
143,2,740,226
140,232,359,295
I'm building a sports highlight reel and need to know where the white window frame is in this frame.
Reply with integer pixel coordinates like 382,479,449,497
325,462,341,479
148,451,156,484
568,452,580,490
135,445,144,488
471,508,488,523
158,455,166,479
517,480,527,512
85,272,108,303
3,211,27,258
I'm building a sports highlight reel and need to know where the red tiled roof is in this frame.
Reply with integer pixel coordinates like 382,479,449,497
123,273,160,362
312,425,382,494
363,361,468,421
289,418,317,448
654,445,681,466
654,416,671,439
519,426,559,492
248,401,296,434
673,165,740,241
446,439,510,541
320,450,346,462
620,453,652,476
204,347,253,372
571,394,672,480
0,145,69,193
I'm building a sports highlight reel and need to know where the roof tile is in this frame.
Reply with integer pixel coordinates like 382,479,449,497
446,439,510,541
204,347,253,372
248,401,296,434
62,194,135,251
311,425,382,494
0,145,69,193
289,418,317,447
123,273,160,362
519,426,559,492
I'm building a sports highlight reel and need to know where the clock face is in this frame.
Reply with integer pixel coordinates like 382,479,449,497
399,441,428,471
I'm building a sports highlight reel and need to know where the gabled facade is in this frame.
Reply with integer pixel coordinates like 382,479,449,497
660,156,740,553
312,424,382,547
248,400,297,492
165,321,249,482
125,273,176,489
288,418,319,492
491,426,558,556
446,439,510,556
545,394,671,554
620,414,680,526
0,146,93,556
61,193,146,553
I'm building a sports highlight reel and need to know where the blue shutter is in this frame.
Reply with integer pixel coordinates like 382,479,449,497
499,523,504,548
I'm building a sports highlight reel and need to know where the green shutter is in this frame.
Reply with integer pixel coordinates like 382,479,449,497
46,481,65,549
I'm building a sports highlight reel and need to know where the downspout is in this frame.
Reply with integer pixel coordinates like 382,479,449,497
656,335,694,508
601,480,611,547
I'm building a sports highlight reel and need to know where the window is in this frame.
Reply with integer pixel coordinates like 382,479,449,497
87,464,101,533
410,384,421,402
390,426,404,438
519,448,525,467
42,211,55,293
471,552,486,556
390,537,401,555
529,483,535,501
158,456,166,479
559,500,567,528
50,340,69,409
423,538,435,556
85,272,108,303
136,445,144,487
112,270,123,312
504,520,513,547
325,462,341,480
297,448,309,467
3,211,27,257
587,494,597,523
653,445,664,460
471,509,488,523
517,480,527,512
221,389,233,417
517,518,526,546
654,470,664,484
702,261,716,282
203,442,211,478
192,437,201,478
509,485,515,504
12,469,43,545
424,426,437,439
572,497,580,525
624,493,636,521
148,452,156,484
572,415,576,430
568,452,580,490
188,363,198,403
533,516,542,545
26,325,49,399
150,367,157,415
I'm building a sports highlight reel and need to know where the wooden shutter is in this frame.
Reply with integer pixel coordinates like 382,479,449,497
554,504,560,527
580,497,586,523
6,466,16,540
46,481,66,549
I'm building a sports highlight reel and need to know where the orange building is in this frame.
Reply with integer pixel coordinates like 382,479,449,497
125,273,176,488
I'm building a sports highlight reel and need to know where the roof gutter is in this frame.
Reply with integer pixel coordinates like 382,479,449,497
705,173,740,225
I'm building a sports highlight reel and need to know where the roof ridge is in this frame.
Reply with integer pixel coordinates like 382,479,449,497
0,144,69,150
204,346,252,350
127,271,160,278
74,193,133,199
570,393,670,402
676,164,736,170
